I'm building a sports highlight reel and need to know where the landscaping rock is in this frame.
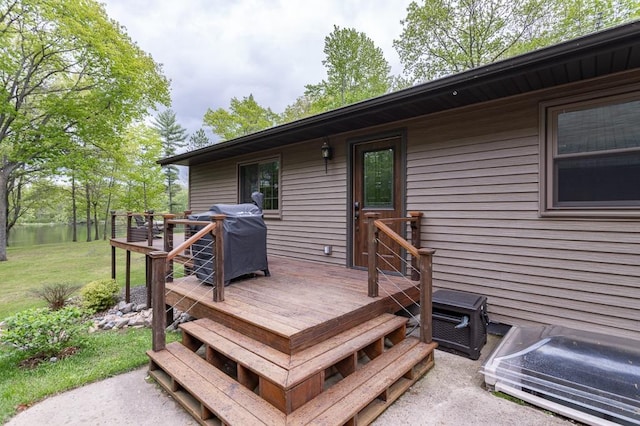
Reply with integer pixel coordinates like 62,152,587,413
114,318,130,329
90,286,195,332
121,303,135,314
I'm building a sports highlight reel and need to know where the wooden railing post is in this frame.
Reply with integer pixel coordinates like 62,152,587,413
409,211,423,281
125,250,131,303
126,212,133,242
149,251,168,352
418,248,436,344
366,212,381,297
163,214,176,283
183,211,193,276
146,210,154,247
212,214,226,302
110,211,116,280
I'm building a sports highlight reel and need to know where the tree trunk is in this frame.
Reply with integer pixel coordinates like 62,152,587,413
143,181,148,211
85,182,91,242
71,174,77,242
0,163,18,261
6,173,23,244
93,201,99,240
0,169,8,261
103,170,115,240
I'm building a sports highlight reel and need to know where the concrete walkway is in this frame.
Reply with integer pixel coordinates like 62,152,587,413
7,335,571,426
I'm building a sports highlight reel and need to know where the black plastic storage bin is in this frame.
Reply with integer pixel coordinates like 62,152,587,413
432,289,488,360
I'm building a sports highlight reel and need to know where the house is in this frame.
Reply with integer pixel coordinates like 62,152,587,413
160,22,640,342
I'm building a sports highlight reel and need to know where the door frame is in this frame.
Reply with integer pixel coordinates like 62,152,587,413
346,128,408,269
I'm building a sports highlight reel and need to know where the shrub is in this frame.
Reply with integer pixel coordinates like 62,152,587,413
80,278,120,313
0,306,87,357
30,283,81,310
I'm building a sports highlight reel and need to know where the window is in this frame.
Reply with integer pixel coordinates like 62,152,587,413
543,92,640,215
238,158,279,211
363,148,394,208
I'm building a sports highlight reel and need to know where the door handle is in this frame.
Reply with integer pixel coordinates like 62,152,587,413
354,201,360,220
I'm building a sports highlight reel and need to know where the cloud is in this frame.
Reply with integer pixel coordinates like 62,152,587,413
102,0,411,135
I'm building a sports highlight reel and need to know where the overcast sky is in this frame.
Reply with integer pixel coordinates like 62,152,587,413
101,0,413,137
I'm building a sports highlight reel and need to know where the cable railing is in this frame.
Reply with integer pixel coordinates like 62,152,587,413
148,214,226,351
366,212,436,344
109,210,165,246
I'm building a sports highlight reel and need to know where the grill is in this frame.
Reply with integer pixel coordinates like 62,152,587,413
189,200,269,285
432,289,488,360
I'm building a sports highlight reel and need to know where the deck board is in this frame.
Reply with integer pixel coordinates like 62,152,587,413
165,256,420,354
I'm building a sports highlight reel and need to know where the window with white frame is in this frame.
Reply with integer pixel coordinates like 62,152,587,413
543,92,640,214
238,158,279,211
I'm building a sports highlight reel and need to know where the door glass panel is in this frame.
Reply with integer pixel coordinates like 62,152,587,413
363,148,393,208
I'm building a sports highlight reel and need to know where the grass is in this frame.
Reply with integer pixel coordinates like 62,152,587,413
0,328,180,423
0,240,147,320
0,240,167,422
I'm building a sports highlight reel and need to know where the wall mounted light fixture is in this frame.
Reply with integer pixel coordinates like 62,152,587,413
321,139,333,174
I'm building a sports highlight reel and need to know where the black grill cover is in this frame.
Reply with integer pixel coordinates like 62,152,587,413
189,203,268,285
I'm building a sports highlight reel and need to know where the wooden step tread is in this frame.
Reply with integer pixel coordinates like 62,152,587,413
289,313,406,366
287,337,437,425
147,343,286,426
182,314,408,388
181,320,290,387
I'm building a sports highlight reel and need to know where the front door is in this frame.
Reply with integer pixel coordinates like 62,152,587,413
352,136,404,271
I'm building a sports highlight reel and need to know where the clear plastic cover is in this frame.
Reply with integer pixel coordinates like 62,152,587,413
481,325,640,425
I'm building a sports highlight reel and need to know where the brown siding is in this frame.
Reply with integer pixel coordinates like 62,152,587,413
189,142,349,265
189,162,236,211
406,78,640,341
187,71,640,341
270,140,347,264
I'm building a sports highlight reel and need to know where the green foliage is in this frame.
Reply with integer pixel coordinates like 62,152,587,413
1,307,86,357
0,328,181,423
30,283,81,311
203,94,279,141
152,110,187,213
188,128,211,151
394,0,640,83
80,279,120,313
153,109,188,157
0,0,170,261
118,124,167,212
0,241,146,320
304,25,392,111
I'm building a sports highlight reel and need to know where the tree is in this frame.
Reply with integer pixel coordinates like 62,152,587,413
152,110,187,213
394,0,640,83
0,0,170,260
203,94,279,141
304,25,392,111
188,128,211,151
394,0,552,82
118,124,166,212
280,95,319,124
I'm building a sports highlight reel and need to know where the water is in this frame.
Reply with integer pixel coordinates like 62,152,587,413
7,223,110,247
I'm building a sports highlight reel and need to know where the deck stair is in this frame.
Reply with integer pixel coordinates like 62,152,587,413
147,313,436,425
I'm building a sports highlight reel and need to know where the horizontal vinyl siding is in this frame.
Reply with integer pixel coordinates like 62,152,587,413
188,141,348,265
406,89,640,341
269,140,347,264
189,162,236,212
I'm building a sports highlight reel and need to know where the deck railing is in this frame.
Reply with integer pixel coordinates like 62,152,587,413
366,212,435,344
110,210,193,247
148,214,226,351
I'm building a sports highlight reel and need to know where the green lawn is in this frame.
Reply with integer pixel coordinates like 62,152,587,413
0,240,175,423
0,240,147,320
0,328,180,423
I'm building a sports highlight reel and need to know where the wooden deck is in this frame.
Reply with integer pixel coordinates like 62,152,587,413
165,256,421,354
111,236,436,425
